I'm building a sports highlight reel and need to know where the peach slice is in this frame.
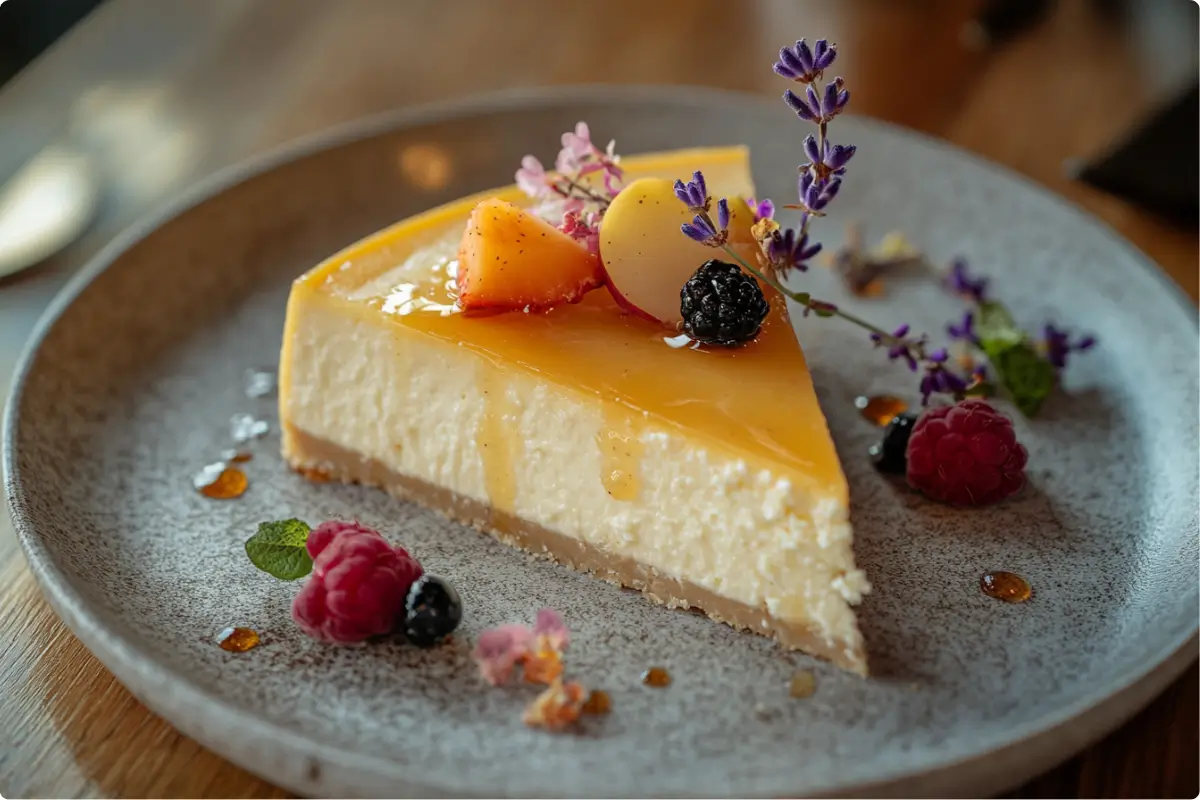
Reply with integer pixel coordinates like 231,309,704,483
599,177,757,325
457,198,604,311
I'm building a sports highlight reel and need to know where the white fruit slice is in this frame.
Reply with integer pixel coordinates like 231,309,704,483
600,177,757,325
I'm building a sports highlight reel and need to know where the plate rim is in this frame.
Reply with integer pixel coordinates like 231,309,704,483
4,85,1198,797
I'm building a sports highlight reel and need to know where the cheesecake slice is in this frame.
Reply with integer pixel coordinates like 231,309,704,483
279,147,871,674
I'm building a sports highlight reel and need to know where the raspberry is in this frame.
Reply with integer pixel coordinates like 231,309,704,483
905,399,1028,507
292,523,423,643
306,519,378,560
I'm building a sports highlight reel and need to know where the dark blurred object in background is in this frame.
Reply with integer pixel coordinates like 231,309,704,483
0,0,106,88
1075,84,1199,228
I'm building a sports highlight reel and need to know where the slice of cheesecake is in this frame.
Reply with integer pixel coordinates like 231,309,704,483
279,147,871,674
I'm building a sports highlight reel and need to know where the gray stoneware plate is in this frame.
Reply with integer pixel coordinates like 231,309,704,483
5,88,1198,798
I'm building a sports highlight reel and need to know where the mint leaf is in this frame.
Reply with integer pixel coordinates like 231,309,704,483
987,342,1056,417
974,301,1024,349
245,519,312,580
972,300,1055,416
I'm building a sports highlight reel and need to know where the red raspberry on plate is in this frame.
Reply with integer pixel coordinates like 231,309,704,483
306,519,378,560
905,399,1028,507
292,522,423,643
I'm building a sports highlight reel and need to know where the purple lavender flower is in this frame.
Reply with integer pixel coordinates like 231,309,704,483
680,213,720,244
918,350,970,404
944,258,989,303
946,310,977,343
716,198,730,232
746,197,775,221
798,170,842,212
773,38,837,84
673,171,708,211
784,78,849,124
767,227,822,271
870,324,920,372
802,135,856,179
1042,323,1096,370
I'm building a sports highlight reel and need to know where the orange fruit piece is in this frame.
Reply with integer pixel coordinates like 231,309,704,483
456,198,604,311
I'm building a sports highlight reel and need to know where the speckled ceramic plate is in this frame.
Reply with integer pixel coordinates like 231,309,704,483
5,89,1198,798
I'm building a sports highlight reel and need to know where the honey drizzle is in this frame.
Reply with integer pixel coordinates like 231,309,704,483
641,666,671,687
855,395,909,426
216,626,260,652
581,689,612,715
597,407,644,502
194,462,249,499
477,368,519,528
980,571,1032,603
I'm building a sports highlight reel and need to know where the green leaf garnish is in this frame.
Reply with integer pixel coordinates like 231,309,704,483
972,299,1055,416
987,342,1056,416
974,301,1024,349
245,519,313,580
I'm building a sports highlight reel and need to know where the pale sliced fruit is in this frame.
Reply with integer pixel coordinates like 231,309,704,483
600,177,757,325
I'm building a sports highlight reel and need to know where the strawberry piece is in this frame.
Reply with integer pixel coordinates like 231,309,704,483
456,199,603,311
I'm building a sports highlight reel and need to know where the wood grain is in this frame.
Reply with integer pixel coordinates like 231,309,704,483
1,0,1195,796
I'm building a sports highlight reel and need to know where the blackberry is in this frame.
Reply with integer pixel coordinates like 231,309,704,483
403,575,463,647
680,260,769,346
869,412,918,474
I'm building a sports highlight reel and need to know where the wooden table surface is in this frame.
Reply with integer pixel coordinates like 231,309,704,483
0,0,1196,796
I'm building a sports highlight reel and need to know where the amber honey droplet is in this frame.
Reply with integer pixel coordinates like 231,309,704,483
216,626,260,652
641,667,671,687
220,449,253,463
855,394,909,426
581,689,612,715
981,571,1032,603
194,462,249,499
789,670,816,698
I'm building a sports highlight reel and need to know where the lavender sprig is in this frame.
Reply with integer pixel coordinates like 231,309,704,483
1042,324,1096,370
674,37,971,405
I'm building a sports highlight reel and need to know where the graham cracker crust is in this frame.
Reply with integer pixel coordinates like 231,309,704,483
283,424,867,675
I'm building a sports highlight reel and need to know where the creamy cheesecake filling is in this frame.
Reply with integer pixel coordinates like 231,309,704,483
282,294,868,670
283,425,867,674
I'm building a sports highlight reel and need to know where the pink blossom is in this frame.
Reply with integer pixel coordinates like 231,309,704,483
516,155,552,197
533,609,569,650
561,122,593,159
559,210,601,255
472,608,571,686
474,624,534,685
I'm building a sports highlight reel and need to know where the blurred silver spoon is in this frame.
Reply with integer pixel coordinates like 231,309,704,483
0,145,98,279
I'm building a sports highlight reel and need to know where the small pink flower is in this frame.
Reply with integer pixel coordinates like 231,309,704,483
561,122,593,158
559,210,601,255
516,155,552,197
472,608,570,686
474,624,533,685
602,169,623,199
533,609,569,650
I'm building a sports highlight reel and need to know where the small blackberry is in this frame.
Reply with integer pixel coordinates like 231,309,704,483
680,260,769,346
869,412,918,474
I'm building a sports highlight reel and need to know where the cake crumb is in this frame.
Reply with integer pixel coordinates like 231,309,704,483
789,670,816,698
523,678,587,730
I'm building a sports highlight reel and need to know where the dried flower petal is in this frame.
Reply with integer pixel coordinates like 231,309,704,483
473,624,534,686
533,608,570,650
473,608,570,686
522,642,564,685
